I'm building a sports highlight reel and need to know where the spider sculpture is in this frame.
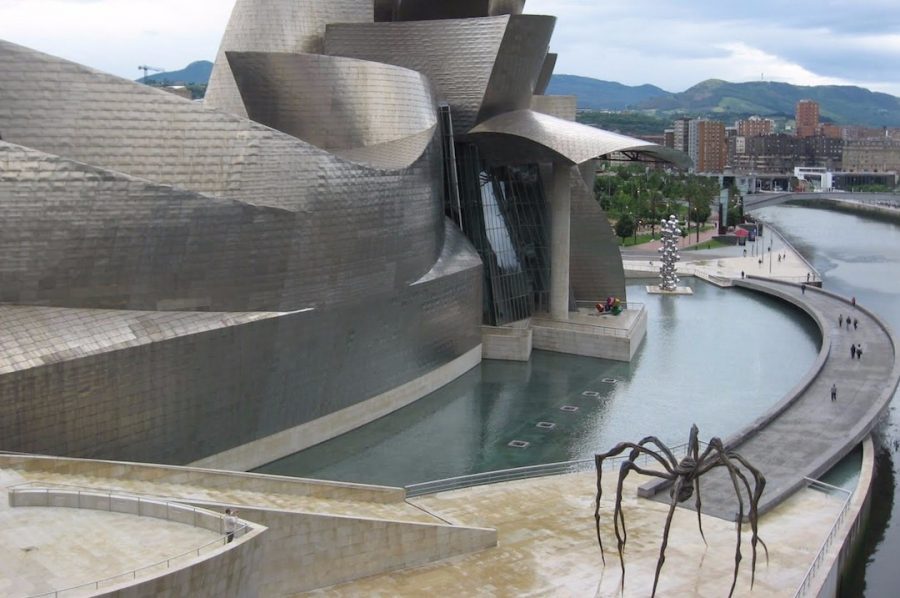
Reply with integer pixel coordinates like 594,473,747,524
594,424,767,597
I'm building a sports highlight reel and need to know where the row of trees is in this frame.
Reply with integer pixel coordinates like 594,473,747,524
594,165,720,243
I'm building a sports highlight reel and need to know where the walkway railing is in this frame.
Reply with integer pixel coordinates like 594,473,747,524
792,478,854,598
405,442,699,498
8,482,250,598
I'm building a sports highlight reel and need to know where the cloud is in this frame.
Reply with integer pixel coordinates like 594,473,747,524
528,0,900,96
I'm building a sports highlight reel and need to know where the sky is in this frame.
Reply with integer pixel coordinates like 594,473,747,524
1,0,899,95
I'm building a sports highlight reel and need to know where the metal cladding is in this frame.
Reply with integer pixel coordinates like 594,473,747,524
570,171,627,302
468,108,693,168
531,95,577,122
534,52,557,95
325,15,555,134
226,51,436,167
0,0,689,464
392,0,526,21
206,0,373,117
0,36,483,463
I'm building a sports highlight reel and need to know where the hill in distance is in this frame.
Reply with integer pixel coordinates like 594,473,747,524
547,75,670,110
138,62,900,129
138,60,213,85
636,78,900,128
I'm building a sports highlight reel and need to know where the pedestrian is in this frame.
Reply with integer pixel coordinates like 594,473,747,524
806,272,811,282
743,249,747,257
801,283,806,295
854,318,858,330
224,508,238,543
839,314,843,327
857,344,863,360
852,296,856,308
851,344,856,359
847,318,851,330
741,270,745,279
831,383,837,402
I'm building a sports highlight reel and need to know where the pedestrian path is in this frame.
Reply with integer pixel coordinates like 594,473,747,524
647,280,900,520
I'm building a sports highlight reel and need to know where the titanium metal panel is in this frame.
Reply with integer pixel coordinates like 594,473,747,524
393,0,525,20
226,51,436,160
206,0,374,117
476,15,555,124
0,42,448,310
569,171,627,303
0,235,482,463
531,95,577,122
534,52,557,95
326,17,511,133
468,108,692,167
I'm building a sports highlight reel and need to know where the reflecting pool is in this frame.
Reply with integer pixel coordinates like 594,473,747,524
258,279,820,487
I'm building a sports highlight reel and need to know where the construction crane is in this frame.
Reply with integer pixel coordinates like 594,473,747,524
138,65,165,84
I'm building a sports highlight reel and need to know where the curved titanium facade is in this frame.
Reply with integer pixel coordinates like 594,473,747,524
0,38,483,464
326,15,555,134
0,0,687,465
225,51,437,162
469,108,693,167
206,0,373,117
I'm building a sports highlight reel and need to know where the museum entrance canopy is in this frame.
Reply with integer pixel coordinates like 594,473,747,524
466,109,692,169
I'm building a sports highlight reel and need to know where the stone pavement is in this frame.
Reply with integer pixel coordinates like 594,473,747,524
299,470,843,597
646,280,899,520
0,469,221,598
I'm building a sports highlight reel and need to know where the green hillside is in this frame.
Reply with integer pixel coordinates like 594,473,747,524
547,75,671,110
636,79,900,127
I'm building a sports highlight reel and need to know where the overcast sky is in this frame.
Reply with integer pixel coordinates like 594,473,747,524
2,0,899,95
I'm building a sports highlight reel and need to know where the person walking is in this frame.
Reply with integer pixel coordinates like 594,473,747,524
801,283,806,295
854,318,858,330
839,314,843,327
847,318,851,330
851,344,857,359
857,344,863,360
831,383,837,402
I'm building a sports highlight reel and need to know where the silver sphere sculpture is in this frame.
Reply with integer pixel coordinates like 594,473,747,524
657,215,681,292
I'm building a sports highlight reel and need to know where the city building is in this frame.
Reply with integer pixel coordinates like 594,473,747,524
795,99,820,138
696,119,727,173
730,133,842,174
736,116,775,137
0,1,686,470
843,138,900,173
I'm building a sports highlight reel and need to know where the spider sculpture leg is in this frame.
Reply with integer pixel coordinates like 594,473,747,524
696,438,766,596
686,426,708,546
709,440,768,577
594,440,678,565
651,476,687,598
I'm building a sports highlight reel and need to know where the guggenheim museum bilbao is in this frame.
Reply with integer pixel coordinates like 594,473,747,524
0,0,687,469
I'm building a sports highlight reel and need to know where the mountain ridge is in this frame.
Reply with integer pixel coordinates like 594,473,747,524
139,62,900,127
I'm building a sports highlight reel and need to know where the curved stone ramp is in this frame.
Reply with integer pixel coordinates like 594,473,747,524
642,278,900,520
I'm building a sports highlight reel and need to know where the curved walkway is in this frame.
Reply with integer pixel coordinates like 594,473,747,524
646,278,900,520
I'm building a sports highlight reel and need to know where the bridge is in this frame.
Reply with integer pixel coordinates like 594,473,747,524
643,278,900,520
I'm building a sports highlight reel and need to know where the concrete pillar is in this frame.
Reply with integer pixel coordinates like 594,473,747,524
549,162,572,320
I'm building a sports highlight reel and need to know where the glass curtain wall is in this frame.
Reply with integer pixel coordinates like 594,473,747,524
453,144,551,325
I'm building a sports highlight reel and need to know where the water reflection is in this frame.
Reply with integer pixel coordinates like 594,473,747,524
258,279,819,487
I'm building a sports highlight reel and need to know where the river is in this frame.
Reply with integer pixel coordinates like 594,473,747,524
754,202,900,597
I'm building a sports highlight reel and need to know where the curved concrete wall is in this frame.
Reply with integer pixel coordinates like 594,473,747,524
205,0,373,117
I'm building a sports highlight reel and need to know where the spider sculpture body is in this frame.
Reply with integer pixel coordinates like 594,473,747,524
594,424,767,597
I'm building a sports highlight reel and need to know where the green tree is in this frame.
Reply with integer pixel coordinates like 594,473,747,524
615,214,636,243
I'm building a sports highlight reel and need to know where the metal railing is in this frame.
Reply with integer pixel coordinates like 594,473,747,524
405,441,698,498
9,483,250,598
793,478,854,598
